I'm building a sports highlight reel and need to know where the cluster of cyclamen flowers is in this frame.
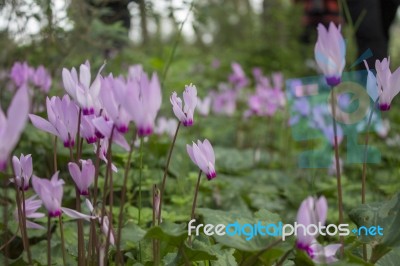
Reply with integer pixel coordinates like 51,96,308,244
10,61,52,93
1,59,218,264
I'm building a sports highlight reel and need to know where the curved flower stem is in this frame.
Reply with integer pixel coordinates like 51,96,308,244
330,87,344,256
116,130,136,265
0,225,20,251
158,122,181,225
138,137,144,262
47,216,52,266
93,139,101,206
59,216,67,266
189,170,203,246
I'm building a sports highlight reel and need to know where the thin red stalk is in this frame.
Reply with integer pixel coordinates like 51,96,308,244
53,136,58,172
158,122,181,225
104,151,115,265
116,131,136,264
47,216,51,266
3,178,9,266
330,88,344,255
59,216,67,266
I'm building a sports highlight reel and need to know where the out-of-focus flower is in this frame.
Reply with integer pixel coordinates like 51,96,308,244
14,195,45,229
68,159,95,196
10,62,33,87
314,22,346,86
155,117,178,138
228,62,249,90
328,156,343,176
11,154,33,190
32,172,64,217
0,87,29,171
32,65,52,93
100,75,131,133
196,96,211,116
187,139,216,180
289,97,311,125
124,68,162,136
62,61,103,115
211,89,237,116
211,59,220,69
296,196,340,264
170,84,197,126
29,95,79,147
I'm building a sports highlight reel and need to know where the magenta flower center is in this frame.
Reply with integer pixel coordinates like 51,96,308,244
86,136,97,144
379,103,391,111
296,242,314,258
138,127,153,137
83,107,95,116
206,171,217,180
49,209,62,217
183,119,193,127
326,76,341,87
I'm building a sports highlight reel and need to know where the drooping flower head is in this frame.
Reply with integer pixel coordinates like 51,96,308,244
211,88,237,116
187,139,216,180
296,196,340,264
0,86,29,171
29,95,79,147
11,154,33,191
62,61,103,115
14,195,45,229
371,58,400,111
32,65,52,93
315,22,346,86
170,84,197,126
68,159,95,196
32,172,64,217
124,67,162,136
80,115,98,144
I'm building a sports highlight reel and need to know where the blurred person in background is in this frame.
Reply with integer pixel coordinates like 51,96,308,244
346,0,400,66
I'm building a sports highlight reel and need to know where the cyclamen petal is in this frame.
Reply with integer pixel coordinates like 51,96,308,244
170,85,197,126
314,22,346,86
373,58,400,111
11,154,33,190
187,139,216,180
0,86,29,171
32,172,64,217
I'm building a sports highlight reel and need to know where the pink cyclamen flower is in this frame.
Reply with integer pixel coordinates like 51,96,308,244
296,196,340,264
32,65,52,93
187,139,216,180
11,154,33,191
170,84,198,126
14,195,45,229
32,172,64,217
229,62,249,90
155,117,178,138
124,70,162,136
29,95,79,147
62,61,103,115
80,115,97,144
314,22,346,86
10,62,33,87
211,89,237,116
0,86,29,171
373,58,400,111
100,75,132,133
68,159,95,196
92,116,130,151
196,96,211,116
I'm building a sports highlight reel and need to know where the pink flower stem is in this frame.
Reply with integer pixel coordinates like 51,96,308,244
158,122,181,225
47,216,51,266
59,216,67,266
189,170,203,246
330,87,344,256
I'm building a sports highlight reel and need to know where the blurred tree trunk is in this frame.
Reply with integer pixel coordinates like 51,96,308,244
138,0,149,45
